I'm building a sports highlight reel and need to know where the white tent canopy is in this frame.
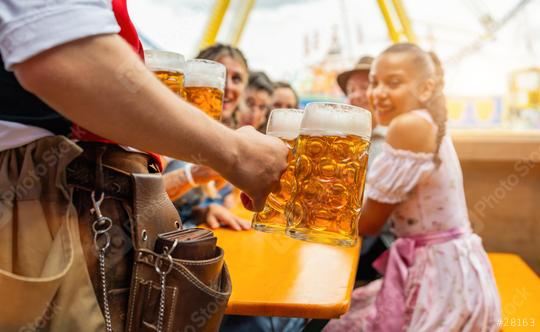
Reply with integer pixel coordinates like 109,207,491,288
130,0,540,97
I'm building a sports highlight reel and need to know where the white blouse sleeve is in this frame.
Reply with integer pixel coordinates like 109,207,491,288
366,143,435,204
0,0,120,70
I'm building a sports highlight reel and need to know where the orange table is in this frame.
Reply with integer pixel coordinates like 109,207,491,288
218,203,540,324
217,206,361,318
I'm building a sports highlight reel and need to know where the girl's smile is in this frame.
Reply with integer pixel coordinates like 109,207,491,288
369,52,435,126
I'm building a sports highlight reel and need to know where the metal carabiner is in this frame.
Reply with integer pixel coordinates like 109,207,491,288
155,240,178,276
91,191,105,218
89,190,114,332
90,190,112,251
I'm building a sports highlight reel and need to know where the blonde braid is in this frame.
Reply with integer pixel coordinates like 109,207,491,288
426,51,448,167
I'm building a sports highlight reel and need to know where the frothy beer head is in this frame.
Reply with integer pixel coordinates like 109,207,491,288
185,59,226,90
301,102,372,139
144,50,186,73
266,108,304,140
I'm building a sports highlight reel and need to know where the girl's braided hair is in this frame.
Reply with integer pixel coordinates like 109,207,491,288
426,51,447,166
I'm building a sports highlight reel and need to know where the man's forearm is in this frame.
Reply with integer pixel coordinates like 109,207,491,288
14,34,239,175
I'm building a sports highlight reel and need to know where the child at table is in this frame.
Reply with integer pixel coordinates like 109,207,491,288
324,43,501,331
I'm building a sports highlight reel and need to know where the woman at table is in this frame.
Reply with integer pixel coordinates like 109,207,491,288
187,49,307,332
162,43,254,231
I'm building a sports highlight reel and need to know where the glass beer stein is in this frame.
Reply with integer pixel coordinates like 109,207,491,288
144,50,186,97
252,108,304,233
285,102,372,246
184,59,226,120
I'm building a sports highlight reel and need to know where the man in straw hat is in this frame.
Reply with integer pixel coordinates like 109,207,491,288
337,56,374,112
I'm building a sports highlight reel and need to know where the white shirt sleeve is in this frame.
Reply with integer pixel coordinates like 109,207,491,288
0,0,121,70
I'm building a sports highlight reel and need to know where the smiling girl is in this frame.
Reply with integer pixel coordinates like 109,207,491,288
324,43,501,332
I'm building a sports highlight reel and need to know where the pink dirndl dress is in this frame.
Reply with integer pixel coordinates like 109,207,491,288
324,110,501,332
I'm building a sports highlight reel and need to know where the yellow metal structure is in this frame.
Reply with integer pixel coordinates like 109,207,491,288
377,0,416,43
198,0,231,50
230,0,256,47
198,0,414,50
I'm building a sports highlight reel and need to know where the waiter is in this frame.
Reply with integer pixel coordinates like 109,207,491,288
0,1,287,331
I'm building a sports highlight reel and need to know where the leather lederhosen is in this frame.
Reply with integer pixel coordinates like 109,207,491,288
66,142,180,331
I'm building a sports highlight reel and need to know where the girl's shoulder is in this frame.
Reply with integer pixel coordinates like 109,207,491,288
386,110,437,154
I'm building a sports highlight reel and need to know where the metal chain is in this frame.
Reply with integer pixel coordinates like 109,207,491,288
91,191,113,332
157,272,167,332
155,240,177,332
99,247,113,332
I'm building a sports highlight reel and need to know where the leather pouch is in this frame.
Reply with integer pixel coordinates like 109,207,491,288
155,228,217,261
126,228,231,332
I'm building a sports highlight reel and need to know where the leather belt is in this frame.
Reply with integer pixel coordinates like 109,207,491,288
66,142,156,200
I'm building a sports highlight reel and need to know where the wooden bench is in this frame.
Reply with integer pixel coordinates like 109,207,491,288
489,253,540,331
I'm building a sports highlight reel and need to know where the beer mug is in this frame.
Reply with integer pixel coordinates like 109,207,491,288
184,59,226,121
252,108,304,233
285,102,372,246
144,50,186,97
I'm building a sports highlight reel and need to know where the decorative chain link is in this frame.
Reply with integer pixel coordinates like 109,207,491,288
99,248,113,332
91,191,113,332
155,240,177,332
157,272,167,332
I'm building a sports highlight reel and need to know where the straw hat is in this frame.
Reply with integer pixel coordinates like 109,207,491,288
336,56,374,94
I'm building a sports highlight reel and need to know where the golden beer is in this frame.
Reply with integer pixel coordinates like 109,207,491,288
154,70,185,97
185,86,224,121
144,50,186,97
252,109,304,233
185,59,226,121
285,103,372,246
